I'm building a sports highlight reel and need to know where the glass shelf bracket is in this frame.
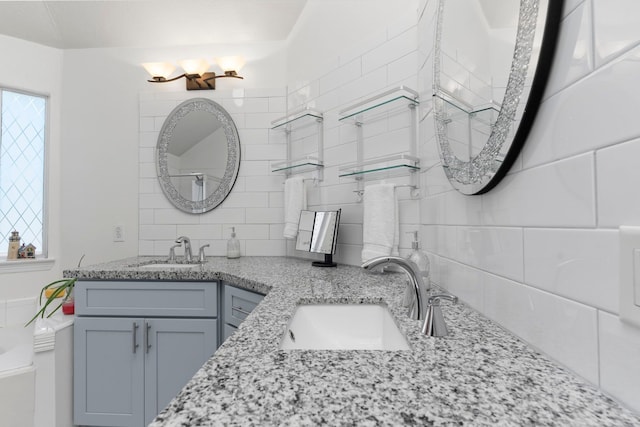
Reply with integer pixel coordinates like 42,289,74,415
271,107,323,130
338,86,420,200
338,154,420,178
271,156,324,173
338,85,419,125
271,107,324,181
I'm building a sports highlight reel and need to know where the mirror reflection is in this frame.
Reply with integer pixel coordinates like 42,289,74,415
157,98,240,214
438,0,528,164
433,0,563,194
296,209,341,267
168,110,228,202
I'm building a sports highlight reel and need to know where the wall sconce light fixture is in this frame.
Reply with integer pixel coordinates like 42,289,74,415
143,56,245,90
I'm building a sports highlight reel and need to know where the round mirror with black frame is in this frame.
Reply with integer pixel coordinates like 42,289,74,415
156,98,240,213
433,0,563,195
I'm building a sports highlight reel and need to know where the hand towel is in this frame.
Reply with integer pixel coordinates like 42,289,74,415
283,176,307,239
361,183,398,262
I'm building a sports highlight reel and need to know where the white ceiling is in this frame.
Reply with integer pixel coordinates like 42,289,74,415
0,0,308,49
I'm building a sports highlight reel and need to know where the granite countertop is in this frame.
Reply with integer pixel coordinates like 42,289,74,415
66,256,640,426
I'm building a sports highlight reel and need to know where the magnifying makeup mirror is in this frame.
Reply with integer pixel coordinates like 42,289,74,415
295,209,341,267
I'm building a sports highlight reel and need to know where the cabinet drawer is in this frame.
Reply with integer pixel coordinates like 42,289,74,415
76,281,217,318
223,323,237,342
223,284,264,328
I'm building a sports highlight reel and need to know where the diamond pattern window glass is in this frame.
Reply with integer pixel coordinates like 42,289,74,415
0,89,47,257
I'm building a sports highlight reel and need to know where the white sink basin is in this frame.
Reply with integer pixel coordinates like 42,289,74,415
280,304,410,351
139,263,200,269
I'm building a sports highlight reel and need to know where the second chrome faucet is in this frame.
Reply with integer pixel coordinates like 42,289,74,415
361,256,457,337
362,256,430,321
175,236,193,263
173,236,209,264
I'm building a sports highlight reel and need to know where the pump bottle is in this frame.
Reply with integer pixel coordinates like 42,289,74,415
227,227,241,259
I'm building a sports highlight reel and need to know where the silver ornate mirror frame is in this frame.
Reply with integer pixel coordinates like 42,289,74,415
433,0,563,195
157,98,240,213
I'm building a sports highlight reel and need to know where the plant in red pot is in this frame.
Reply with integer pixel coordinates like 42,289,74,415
25,278,77,326
25,255,84,326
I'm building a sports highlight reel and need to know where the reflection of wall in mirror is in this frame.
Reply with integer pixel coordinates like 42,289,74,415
295,210,340,255
310,212,337,254
295,211,315,252
165,127,228,201
440,0,519,159
441,0,492,105
180,127,227,200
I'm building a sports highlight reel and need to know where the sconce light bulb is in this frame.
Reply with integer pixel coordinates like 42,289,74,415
179,59,210,77
216,56,245,73
142,62,176,80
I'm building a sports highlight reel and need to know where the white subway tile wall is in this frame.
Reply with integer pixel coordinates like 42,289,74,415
137,0,640,412
138,89,288,257
418,0,640,412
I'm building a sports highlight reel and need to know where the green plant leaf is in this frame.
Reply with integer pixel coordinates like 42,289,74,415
25,277,77,327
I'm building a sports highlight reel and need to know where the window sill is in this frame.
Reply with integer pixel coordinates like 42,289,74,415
0,258,55,274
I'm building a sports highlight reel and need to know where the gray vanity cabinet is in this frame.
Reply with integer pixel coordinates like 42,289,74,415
74,317,144,426
73,281,218,427
221,282,264,342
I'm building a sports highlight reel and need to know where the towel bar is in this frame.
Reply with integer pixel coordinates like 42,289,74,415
353,184,419,202
282,177,318,186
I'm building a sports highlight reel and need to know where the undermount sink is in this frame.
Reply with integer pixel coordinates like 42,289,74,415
280,304,410,351
138,263,200,269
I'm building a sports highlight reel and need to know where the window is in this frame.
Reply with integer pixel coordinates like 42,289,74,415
0,89,47,258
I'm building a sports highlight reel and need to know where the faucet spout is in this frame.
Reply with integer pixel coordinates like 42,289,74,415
361,256,430,321
175,236,193,263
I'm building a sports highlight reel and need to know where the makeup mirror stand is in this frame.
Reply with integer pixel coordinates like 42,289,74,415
312,254,337,268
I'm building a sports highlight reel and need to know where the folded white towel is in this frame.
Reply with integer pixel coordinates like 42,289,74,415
283,176,307,239
361,183,398,262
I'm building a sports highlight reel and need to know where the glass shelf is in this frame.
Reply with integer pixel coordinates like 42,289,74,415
271,107,323,130
339,86,419,124
271,156,324,173
433,93,500,119
433,92,503,140
338,154,420,178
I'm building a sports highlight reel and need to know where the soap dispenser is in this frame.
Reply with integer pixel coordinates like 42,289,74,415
404,231,430,306
227,227,241,259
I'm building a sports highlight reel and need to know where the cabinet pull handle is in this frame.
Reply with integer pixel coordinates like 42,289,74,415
132,322,139,353
145,322,151,353
233,306,252,316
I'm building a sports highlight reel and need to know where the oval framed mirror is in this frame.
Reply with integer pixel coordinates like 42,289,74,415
433,0,563,194
157,98,240,213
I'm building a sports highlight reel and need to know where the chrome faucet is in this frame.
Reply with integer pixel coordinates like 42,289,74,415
361,256,430,321
168,244,182,262
175,236,193,263
198,244,210,263
422,294,458,337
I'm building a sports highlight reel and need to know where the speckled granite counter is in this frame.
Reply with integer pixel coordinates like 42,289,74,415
66,256,640,426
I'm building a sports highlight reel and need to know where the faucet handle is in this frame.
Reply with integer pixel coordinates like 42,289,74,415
428,293,458,306
421,293,458,337
168,244,182,262
198,244,210,263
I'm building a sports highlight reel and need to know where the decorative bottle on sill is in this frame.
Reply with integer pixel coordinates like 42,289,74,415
7,231,20,260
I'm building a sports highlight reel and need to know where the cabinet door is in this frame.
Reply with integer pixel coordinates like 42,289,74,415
223,284,264,328
74,317,144,427
223,322,237,342
144,318,218,425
